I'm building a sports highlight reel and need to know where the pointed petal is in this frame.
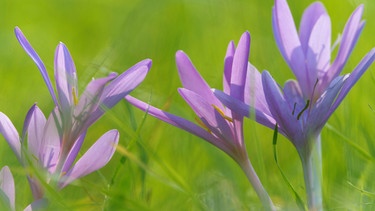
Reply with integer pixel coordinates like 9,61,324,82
327,5,364,82
0,113,21,159
175,51,222,108
304,13,331,95
126,95,237,157
223,41,236,95
59,130,119,188
299,2,328,55
54,43,77,112
0,166,15,211
61,131,86,175
27,105,47,161
88,60,151,124
331,48,375,112
14,27,58,105
272,0,306,88
40,108,61,174
230,31,250,102
262,71,301,144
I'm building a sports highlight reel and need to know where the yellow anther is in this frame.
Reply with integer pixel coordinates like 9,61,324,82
212,104,233,122
195,117,211,133
72,87,79,106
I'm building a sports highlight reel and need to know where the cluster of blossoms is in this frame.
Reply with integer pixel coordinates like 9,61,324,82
0,0,374,210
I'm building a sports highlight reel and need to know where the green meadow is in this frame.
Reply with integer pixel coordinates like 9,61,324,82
1,0,375,210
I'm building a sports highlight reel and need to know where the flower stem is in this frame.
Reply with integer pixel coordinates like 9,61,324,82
300,134,322,211
240,157,276,211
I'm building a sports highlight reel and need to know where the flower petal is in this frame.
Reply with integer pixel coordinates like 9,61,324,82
223,41,236,95
213,89,277,131
230,31,250,102
0,113,21,159
175,51,222,108
59,129,119,188
88,60,151,124
125,95,237,157
74,73,117,132
40,108,61,174
54,43,77,112
309,75,347,131
272,0,306,88
299,2,328,54
331,48,375,112
0,166,15,211
60,131,87,175
262,71,302,145
326,5,364,83
26,105,47,161
14,27,58,105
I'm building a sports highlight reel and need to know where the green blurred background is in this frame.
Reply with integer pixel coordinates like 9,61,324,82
1,0,375,210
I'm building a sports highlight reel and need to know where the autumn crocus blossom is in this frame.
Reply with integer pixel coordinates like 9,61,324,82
126,32,275,210
215,0,375,210
0,27,151,199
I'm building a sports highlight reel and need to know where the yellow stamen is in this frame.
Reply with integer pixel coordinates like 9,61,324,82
195,117,211,133
212,104,233,122
72,87,79,106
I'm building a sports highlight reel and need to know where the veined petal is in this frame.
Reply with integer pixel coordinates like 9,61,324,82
327,5,364,82
223,41,236,95
59,130,119,188
0,166,15,211
175,51,222,108
54,43,77,112
125,95,234,156
230,31,250,102
27,105,47,162
272,0,306,86
0,113,21,159
14,27,58,105
262,71,301,144
88,60,151,124
331,48,375,112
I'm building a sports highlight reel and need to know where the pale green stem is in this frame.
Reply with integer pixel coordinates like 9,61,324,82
239,157,276,211
299,134,322,211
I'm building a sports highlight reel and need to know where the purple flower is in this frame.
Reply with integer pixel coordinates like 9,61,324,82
216,0,375,152
14,27,151,164
214,0,375,209
128,32,251,164
126,32,275,209
0,27,152,199
0,105,119,197
0,166,15,211
0,166,46,210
